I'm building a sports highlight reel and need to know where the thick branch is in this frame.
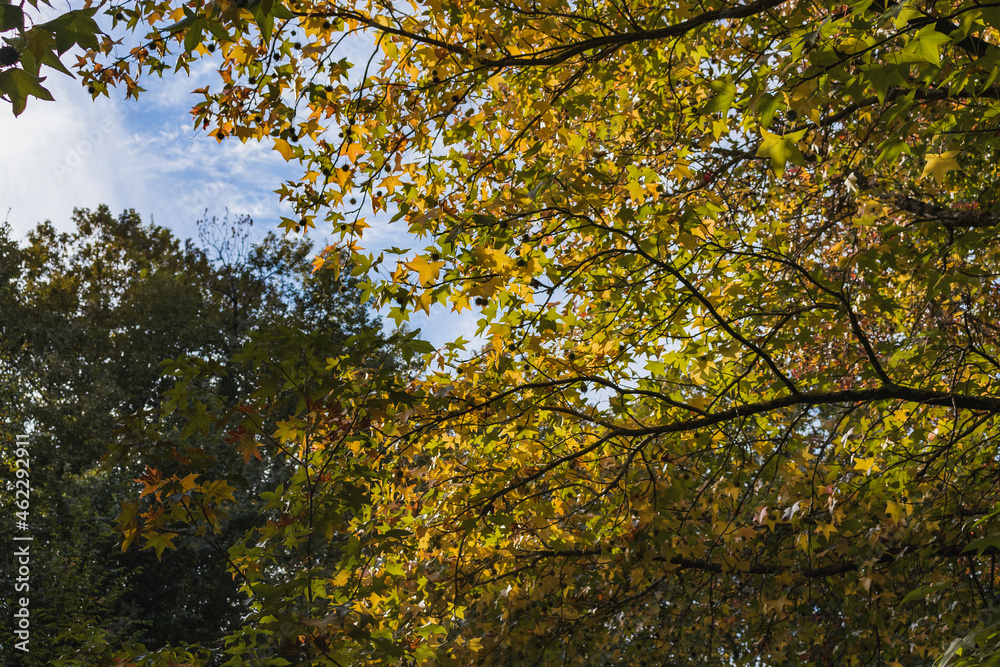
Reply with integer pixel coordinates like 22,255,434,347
894,196,1000,229
520,539,1000,579
613,384,1000,437
304,9,471,56
310,0,787,69
480,0,787,68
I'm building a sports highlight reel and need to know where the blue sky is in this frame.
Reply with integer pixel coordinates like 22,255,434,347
0,50,481,349
2,62,293,239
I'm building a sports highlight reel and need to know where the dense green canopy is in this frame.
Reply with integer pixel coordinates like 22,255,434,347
0,208,393,664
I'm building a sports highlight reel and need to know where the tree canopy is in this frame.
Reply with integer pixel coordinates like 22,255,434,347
0,208,399,664
9,0,1000,664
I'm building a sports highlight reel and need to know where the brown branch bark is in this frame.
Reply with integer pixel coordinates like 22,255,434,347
519,540,1000,579
894,196,1000,229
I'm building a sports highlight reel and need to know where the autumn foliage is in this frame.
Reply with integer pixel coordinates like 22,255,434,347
9,0,1000,663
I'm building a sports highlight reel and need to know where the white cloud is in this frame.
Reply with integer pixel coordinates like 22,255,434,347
0,61,299,240
0,33,480,349
1,74,123,235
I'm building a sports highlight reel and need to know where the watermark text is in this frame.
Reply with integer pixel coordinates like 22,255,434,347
12,433,31,653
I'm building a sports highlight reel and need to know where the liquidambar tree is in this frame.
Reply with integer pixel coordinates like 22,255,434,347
22,0,1000,664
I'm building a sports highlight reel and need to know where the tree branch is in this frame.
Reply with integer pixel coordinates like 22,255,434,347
519,539,1000,579
893,196,1000,229
612,384,1000,437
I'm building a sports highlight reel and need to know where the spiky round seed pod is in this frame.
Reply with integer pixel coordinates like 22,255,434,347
0,46,20,68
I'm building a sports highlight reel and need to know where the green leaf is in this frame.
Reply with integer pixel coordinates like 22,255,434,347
863,63,908,104
142,532,177,561
703,80,736,115
18,36,73,78
271,0,294,20
160,14,197,36
206,19,230,44
0,68,53,116
875,136,910,166
899,26,950,66
756,128,807,178
754,92,781,127
0,4,24,32
36,9,101,54
900,581,948,605
961,535,1000,556
183,18,206,54
253,3,274,44
38,47,73,77
981,6,1000,31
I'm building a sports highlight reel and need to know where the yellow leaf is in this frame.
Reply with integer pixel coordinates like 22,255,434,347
921,150,960,183
472,246,512,271
179,472,200,491
451,292,471,313
407,254,444,285
142,532,177,561
341,142,365,161
379,174,403,194
886,500,906,524
853,457,879,475
816,522,838,540
330,165,352,187
763,595,790,614
273,138,295,161
414,289,433,314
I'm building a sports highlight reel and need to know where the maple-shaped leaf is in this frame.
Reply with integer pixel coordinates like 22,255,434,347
340,142,365,161
379,174,403,193
273,137,295,161
853,457,879,475
237,440,264,463
179,472,200,491
921,150,961,183
273,418,302,443
203,479,238,504
142,531,177,561
756,129,806,178
137,468,164,499
0,69,53,116
407,254,444,285
36,8,101,54
899,25,951,66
